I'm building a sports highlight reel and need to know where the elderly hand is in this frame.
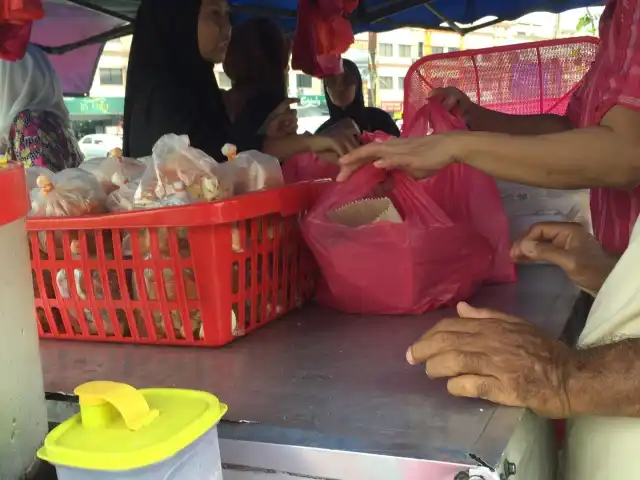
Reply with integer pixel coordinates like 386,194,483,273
429,87,475,116
511,222,617,296
323,118,361,148
407,302,574,418
336,132,462,182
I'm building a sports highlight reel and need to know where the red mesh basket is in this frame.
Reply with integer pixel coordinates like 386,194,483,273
28,182,325,347
403,37,600,133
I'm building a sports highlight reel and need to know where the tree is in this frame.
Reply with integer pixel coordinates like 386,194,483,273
576,8,600,35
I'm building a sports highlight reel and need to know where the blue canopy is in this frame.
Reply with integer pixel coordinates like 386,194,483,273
231,0,603,34
36,0,602,95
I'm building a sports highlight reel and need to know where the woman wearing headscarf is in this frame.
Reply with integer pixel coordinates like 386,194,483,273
316,58,400,137
124,0,353,162
221,16,359,159
0,44,82,171
123,0,232,161
222,17,292,137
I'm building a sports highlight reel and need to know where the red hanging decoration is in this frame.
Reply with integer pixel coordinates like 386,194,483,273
292,0,358,78
1,0,44,23
0,0,43,61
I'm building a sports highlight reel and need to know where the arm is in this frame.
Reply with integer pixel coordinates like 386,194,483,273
566,339,640,417
465,103,574,135
262,134,316,160
457,105,640,189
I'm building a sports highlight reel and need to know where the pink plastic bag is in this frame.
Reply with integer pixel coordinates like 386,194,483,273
302,165,496,314
282,152,340,183
406,100,516,283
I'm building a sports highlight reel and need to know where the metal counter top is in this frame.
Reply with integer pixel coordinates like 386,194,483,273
41,265,578,479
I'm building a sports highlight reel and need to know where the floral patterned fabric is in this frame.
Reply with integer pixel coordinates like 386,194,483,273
6,109,83,172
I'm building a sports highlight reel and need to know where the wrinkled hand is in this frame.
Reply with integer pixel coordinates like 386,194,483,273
511,222,617,295
337,132,461,182
309,121,360,161
429,87,477,121
323,118,361,149
407,302,574,418
262,98,299,138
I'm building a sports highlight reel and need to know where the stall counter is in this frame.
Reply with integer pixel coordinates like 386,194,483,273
43,265,578,480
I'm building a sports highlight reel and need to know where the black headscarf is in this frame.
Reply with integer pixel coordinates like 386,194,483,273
123,0,234,160
316,58,400,137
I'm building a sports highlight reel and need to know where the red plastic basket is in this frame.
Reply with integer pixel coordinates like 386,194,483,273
28,181,326,347
403,37,600,135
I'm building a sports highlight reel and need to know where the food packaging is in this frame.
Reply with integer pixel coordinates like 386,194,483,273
79,155,146,195
327,197,403,227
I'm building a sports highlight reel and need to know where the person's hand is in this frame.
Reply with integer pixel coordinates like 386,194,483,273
407,302,574,418
337,132,462,182
308,129,360,161
428,87,477,121
262,99,299,138
511,222,617,295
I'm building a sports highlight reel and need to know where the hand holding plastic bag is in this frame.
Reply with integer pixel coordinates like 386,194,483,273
340,104,516,284
302,165,496,314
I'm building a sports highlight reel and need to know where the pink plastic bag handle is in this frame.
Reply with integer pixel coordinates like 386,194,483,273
402,98,467,137
309,163,453,227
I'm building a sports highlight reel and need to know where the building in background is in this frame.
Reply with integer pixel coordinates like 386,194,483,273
69,7,599,137
65,36,130,138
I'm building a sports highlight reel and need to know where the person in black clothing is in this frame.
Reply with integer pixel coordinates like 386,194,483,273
123,0,235,161
221,16,357,160
316,58,400,137
123,0,352,162
222,17,294,137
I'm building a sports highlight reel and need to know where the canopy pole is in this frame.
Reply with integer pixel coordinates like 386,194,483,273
422,3,464,35
36,24,133,55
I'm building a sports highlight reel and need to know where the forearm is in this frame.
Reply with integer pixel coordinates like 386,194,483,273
458,126,640,189
466,104,573,135
262,135,312,161
566,339,640,417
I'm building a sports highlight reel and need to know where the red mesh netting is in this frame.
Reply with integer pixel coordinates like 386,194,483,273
403,37,600,135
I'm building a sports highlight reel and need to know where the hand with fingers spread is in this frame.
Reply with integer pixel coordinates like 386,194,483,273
407,302,574,418
337,132,462,182
511,222,617,296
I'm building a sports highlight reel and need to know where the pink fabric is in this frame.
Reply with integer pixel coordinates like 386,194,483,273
566,0,640,254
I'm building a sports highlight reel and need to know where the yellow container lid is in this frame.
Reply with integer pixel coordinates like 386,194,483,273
37,381,228,471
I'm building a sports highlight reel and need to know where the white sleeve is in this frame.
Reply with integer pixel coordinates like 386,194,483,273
579,215,640,346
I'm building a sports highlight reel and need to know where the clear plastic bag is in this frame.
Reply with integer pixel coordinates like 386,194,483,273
29,168,106,258
79,155,147,195
134,134,233,208
29,168,105,217
25,166,53,192
106,179,140,213
224,150,284,195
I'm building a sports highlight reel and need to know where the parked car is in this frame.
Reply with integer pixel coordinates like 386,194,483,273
78,134,122,160
296,105,330,134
